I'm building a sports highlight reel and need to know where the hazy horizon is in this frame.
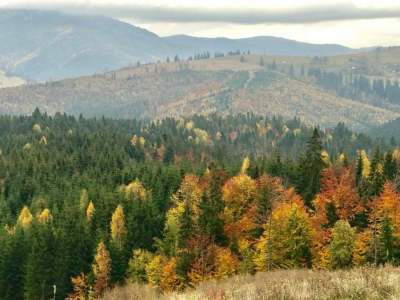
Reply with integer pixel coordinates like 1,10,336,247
1,0,400,48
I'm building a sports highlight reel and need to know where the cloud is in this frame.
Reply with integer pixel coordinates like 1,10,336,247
3,2,400,25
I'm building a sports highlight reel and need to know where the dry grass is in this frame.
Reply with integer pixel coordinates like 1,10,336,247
102,266,400,300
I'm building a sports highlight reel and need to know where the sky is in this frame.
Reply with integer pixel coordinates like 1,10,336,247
1,0,400,48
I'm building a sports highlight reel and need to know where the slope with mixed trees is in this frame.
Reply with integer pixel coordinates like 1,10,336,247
0,111,399,299
1,49,400,131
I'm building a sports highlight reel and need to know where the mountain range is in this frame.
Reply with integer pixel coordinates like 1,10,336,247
0,9,360,82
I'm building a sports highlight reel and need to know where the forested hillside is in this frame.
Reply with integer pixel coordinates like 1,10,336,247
0,111,399,299
1,48,400,131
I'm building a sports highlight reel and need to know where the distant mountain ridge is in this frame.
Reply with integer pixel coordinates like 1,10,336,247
164,35,354,57
0,9,360,81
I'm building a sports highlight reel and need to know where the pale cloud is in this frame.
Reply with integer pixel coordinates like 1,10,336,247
1,0,400,48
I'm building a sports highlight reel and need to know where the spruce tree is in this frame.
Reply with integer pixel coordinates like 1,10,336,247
296,128,326,207
198,167,225,244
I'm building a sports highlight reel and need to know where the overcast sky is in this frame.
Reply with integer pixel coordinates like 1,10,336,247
1,0,400,48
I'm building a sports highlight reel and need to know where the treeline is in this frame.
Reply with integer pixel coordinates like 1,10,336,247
307,67,400,105
0,111,398,299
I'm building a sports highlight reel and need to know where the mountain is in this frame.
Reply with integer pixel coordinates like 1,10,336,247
0,9,358,82
0,9,177,81
164,35,354,57
1,53,398,131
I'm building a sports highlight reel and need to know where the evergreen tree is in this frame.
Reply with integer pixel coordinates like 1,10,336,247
24,222,55,300
296,128,326,207
379,217,395,264
384,150,397,180
367,149,385,198
198,167,225,244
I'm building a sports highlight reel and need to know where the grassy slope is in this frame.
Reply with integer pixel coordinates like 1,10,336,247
103,266,400,300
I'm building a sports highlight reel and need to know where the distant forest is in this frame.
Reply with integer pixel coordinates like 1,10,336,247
0,111,399,299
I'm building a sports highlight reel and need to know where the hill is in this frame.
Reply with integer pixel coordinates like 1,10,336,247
0,9,359,82
0,53,399,131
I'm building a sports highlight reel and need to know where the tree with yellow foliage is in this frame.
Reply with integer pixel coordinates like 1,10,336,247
161,175,202,256
17,206,33,229
86,201,95,223
92,241,111,297
222,172,256,224
123,179,147,201
254,193,313,271
145,255,165,287
37,208,52,224
127,249,154,283
110,205,127,249
240,156,250,174
352,230,373,266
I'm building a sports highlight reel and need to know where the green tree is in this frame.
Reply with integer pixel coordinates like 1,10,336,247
296,128,326,207
24,222,55,300
329,220,355,269
198,167,225,244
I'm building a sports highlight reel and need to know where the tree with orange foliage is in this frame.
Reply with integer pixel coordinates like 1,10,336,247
312,167,363,268
160,258,182,292
371,182,400,235
187,235,216,285
214,247,239,279
319,167,364,224
67,273,88,300
369,182,400,264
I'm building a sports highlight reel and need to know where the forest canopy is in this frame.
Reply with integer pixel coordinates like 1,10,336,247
0,110,398,299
